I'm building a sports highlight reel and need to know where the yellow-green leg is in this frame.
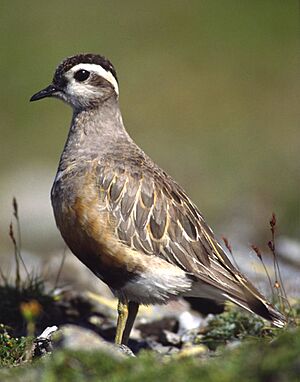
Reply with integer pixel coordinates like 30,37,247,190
115,299,128,345
115,300,139,345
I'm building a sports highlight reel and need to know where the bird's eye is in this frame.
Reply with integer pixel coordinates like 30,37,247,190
74,69,90,82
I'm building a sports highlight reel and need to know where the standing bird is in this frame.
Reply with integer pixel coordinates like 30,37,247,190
30,54,285,345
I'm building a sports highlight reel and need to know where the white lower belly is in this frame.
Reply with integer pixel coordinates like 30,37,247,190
115,264,192,305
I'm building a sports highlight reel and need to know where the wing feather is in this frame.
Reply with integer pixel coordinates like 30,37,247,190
94,156,286,326
97,162,270,301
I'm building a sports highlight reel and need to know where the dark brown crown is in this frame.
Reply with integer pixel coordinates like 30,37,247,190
53,53,118,88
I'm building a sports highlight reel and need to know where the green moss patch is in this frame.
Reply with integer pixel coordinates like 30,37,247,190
0,326,299,382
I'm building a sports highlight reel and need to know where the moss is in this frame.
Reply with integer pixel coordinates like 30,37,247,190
0,325,30,367
197,308,277,350
1,327,299,382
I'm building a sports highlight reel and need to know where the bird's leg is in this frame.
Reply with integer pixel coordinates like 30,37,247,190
115,299,128,345
121,301,139,346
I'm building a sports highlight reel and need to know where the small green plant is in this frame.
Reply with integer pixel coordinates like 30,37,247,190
0,275,55,337
20,300,42,338
0,200,57,337
0,199,58,367
0,324,30,367
0,198,54,367
196,307,275,351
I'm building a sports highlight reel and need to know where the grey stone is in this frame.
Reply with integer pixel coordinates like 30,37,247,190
53,324,134,358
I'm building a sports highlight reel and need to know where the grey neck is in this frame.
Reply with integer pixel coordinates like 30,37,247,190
58,97,132,170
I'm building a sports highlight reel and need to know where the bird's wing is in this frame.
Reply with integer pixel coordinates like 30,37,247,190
98,162,241,290
97,161,285,326
98,149,285,326
95,158,284,326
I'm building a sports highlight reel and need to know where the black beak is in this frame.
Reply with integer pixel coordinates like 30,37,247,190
30,84,58,102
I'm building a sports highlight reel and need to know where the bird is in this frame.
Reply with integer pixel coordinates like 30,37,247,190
30,53,286,345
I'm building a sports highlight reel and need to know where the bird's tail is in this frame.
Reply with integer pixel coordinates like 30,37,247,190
200,229,287,327
223,280,286,328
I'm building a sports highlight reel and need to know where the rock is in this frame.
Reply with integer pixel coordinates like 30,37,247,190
136,316,179,341
146,340,180,356
33,326,58,358
176,344,208,358
178,311,203,333
52,324,134,358
159,330,181,346
180,329,200,345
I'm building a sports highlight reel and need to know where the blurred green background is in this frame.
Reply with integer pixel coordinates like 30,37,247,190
0,1,299,257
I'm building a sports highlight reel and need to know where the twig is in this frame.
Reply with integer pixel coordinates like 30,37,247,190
250,244,274,300
268,213,292,315
9,222,20,290
54,245,67,289
0,266,8,284
12,197,29,277
222,236,240,270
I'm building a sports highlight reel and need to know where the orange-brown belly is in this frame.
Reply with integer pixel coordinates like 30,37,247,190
51,172,143,289
51,169,192,302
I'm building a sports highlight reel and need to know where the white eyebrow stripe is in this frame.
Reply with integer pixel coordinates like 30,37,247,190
70,63,119,95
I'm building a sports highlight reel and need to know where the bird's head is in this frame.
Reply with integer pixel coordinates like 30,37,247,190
30,53,119,110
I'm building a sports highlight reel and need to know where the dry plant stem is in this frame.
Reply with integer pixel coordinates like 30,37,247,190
9,222,20,290
54,245,67,289
26,321,35,338
251,245,274,301
269,214,281,304
24,337,35,362
12,197,21,248
12,197,29,277
268,213,287,310
0,267,8,284
268,213,292,315
222,237,240,270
